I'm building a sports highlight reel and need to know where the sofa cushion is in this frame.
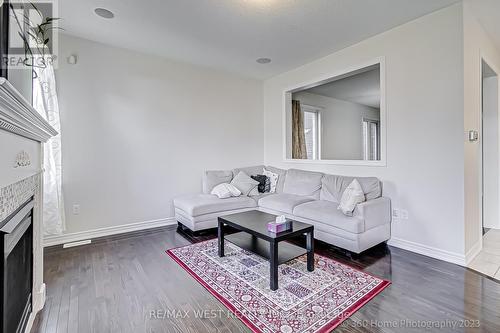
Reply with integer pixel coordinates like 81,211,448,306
320,174,381,203
258,193,314,214
249,193,273,204
283,169,323,199
264,166,287,193
174,194,256,216
293,200,365,233
233,165,265,178
202,170,233,194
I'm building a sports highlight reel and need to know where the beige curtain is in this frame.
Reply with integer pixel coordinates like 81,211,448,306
292,100,307,159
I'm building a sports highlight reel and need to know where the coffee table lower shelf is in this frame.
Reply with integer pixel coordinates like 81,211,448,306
225,232,307,265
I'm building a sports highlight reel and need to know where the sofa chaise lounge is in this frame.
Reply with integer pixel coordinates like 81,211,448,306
174,165,391,254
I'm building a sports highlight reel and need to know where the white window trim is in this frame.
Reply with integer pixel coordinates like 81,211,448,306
362,117,380,161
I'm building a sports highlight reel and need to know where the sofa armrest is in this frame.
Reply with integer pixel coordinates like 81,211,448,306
354,197,391,231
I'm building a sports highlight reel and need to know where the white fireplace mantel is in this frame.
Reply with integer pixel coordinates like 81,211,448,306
0,77,57,142
0,77,57,333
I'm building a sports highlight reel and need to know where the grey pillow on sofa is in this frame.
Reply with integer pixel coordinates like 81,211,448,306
202,170,233,194
230,171,259,196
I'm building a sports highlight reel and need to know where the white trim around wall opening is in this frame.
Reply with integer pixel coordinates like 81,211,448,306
475,50,500,257
282,57,387,167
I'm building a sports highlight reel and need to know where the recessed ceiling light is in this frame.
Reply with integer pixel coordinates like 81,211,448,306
256,58,271,64
94,8,114,19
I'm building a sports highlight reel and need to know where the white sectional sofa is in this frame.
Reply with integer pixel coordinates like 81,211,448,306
174,165,391,254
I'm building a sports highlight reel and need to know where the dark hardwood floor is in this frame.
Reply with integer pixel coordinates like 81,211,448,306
31,226,500,333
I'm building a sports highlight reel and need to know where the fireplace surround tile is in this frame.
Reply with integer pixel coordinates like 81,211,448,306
0,173,40,223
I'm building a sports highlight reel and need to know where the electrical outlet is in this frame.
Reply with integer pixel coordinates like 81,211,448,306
72,204,80,215
392,208,409,220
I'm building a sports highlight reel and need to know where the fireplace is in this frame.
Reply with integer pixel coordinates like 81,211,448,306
0,77,56,332
0,198,34,333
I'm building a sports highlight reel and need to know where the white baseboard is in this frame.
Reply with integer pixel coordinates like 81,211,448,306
43,217,176,247
388,237,466,266
464,239,482,265
44,219,473,267
24,283,46,333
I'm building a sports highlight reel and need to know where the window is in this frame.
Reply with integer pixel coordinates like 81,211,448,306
363,118,379,160
303,108,320,160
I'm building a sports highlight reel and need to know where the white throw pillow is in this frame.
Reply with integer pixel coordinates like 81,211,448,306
263,168,279,193
211,183,241,199
230,171,259,196
338,179,366,216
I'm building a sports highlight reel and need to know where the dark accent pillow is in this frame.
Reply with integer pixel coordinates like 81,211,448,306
264,177,271,193
251,175,269,193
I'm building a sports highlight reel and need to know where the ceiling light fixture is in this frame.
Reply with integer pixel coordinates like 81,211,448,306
94,8,115,19
256,58,271,64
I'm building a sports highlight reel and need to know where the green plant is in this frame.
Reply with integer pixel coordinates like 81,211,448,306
9,1,61,69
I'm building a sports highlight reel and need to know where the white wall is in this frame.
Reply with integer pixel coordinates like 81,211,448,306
7,68,32,104
56,34,263,235
292,91,379,160
482,75,499,229
264,4,466,261
463,1,500,256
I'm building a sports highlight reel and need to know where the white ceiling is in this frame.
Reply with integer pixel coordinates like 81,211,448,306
482,60,497,78
305,67,380,108
59,0,459,79
466,0,500,59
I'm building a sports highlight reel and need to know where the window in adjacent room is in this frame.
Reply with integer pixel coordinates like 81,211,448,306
303,107,320,160
363,118,380,160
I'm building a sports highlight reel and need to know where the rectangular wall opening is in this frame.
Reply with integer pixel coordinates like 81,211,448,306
481,59,499,233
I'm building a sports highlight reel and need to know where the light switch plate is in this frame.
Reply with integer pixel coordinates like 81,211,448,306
468,130,479,142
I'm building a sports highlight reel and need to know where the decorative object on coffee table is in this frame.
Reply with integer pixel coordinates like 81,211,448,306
218,210,314,291
267,220,292,233
267,214,292,233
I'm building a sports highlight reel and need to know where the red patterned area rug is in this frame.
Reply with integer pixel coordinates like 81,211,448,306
167,239,390,333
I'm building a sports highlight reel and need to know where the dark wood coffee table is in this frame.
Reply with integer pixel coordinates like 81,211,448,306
218,210,314,291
